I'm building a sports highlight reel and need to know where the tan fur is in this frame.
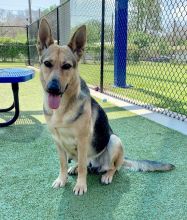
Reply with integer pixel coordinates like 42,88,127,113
38,18,125,195
100,134,124,184
38,19,174,195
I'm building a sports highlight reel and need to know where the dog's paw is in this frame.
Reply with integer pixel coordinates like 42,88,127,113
73,182,87,196
68,166,78,175
52,176,67,189
101,173,113,185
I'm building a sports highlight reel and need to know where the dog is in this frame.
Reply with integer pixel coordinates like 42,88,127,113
37,18,175,196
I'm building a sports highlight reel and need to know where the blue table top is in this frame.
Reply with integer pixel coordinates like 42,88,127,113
0,68,35,83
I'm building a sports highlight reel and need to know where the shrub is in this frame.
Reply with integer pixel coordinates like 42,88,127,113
0,37,27,62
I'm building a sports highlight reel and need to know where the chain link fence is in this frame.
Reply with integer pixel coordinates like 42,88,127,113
0,25,28,63
26,0,187,120
27,0,102,68
103,0,187,121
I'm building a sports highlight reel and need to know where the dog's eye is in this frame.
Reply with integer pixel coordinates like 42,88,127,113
44,61,53,68
61,63,72,70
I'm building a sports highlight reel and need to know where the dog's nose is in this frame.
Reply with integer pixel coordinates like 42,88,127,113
47,79,61,95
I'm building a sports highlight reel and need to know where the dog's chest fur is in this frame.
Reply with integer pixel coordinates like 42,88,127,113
45,102,83,158
43,79,112,160
51,126,78,157
44,94,95,159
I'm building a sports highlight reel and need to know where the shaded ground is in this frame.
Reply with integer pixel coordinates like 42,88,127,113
0,63,187,220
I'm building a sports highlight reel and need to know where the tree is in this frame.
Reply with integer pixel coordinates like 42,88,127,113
128,31,151,62
41,5,57,16
129,0,162,33
72,20,113,45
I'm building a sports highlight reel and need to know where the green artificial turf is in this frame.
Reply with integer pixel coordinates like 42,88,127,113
0,63,187,220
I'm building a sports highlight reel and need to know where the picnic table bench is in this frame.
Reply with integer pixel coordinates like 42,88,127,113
0,68,34,127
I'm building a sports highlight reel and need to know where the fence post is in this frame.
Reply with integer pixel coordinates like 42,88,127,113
26,25,31,66
114,0,131,88
100,0,105,93
37,19,40,29
56,7,60,45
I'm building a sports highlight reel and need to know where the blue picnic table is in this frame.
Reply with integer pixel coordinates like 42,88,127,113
0,68,35,127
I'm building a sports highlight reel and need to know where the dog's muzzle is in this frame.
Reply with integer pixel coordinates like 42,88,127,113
46,79,69,109
46,79,68,96
46,79,62,95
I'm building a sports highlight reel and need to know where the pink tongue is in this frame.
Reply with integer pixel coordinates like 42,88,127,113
48,94,61,109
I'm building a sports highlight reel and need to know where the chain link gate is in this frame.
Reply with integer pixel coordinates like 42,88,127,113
27,0,187,121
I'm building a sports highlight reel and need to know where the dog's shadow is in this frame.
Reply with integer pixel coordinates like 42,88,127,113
57,171,130,220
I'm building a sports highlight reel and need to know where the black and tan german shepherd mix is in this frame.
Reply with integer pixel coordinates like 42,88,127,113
37,18,175,196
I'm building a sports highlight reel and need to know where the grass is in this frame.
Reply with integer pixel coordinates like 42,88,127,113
0,63,187,220
0,62,26,68
79,62,187,115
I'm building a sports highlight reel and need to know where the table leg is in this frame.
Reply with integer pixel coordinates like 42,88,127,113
0,103,14,112
0,83,19,127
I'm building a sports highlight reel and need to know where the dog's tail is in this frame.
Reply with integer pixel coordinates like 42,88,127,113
123,157,175,172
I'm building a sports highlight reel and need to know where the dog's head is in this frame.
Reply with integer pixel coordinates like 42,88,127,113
37,18,86,109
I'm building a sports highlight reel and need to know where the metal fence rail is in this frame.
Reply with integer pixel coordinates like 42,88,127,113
26,0,187,120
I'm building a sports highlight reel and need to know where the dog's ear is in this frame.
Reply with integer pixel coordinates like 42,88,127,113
68,25,86,61
37,18,54,55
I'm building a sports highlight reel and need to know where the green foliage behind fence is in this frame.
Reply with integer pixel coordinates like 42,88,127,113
0,38,27,62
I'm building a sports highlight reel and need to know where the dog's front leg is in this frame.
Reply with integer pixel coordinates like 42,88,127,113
52,144,68,188
73,139,88,196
